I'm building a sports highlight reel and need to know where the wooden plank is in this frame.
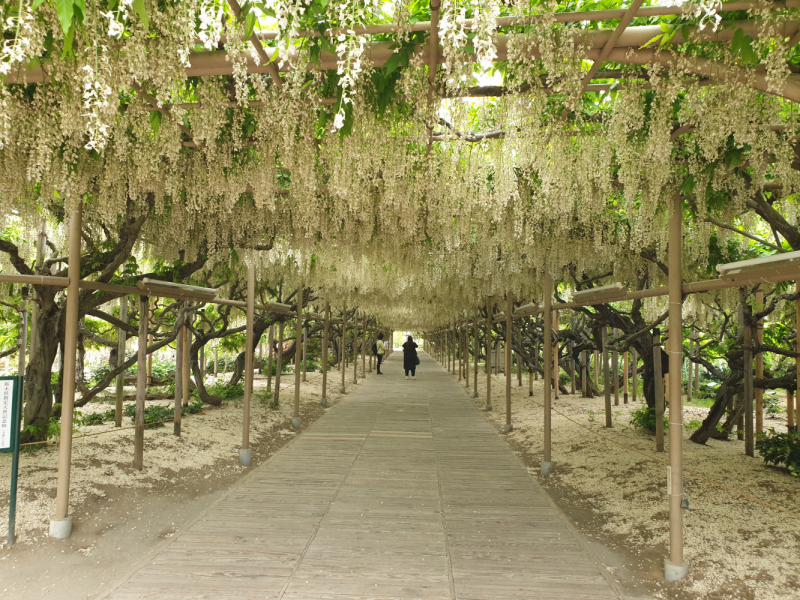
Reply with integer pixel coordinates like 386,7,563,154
103,352,620,600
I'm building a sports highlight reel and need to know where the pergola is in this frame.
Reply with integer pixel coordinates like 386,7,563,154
2,0,800,587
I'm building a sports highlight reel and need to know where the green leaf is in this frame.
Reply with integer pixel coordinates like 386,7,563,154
32,0,48,9
149,110,162,136
741,38,759,66
72,0,85,21
133,0,149,31
679,174,696,195
383,52,401,76
60,23,74,57
641,34,663,49
244,12,256,40
53,0,74,35
731,28,746,54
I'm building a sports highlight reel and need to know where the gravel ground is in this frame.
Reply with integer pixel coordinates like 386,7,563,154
461,369,800,600
0,368,360,600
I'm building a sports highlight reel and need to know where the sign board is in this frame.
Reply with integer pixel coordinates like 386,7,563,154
0,377,21,453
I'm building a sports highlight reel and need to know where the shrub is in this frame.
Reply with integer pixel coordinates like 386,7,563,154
182,398,204,415
629,406,668,433
756,429,800,476
206,382,244,400
74,411,106,426
122,403,174,428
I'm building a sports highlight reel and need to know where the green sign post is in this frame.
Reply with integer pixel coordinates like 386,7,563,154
1,376,23,546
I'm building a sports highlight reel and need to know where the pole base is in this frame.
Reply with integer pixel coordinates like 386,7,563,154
292,417,302,430
49,516,72,539
320,398,328,408
540,461,555,476
352,380,358,385
473,391,479,399
664,558,689,582
483,405,492,412
239,448,252,467
340,386,346,394
529,391,533,397
504,424,513,433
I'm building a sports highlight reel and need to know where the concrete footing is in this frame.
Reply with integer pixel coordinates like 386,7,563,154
664,558,689,582
239,448,252,467
292,417,302,430
483,405,492,412
540,461,555,476
504,424,513,433
49,516,72,539
320,397,328,408
473,391,478,399
340,386,346,394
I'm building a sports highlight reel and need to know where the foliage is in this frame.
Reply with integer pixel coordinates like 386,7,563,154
629,406,668,434
756,430,800,476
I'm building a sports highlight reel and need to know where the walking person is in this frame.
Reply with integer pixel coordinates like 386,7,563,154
376,333,385,375
403,335,419,380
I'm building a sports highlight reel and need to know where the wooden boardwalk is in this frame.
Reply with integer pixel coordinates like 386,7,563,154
101,352,620,600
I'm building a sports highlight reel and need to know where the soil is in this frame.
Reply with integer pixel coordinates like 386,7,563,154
0,370,356,600
463,370,800,600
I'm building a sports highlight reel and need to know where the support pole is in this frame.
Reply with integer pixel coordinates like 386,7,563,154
134,296,148,471
302,323,308,382
353,310,359,385
742,298,755,457
632,349,638,402
17,288,28,398
173,306,183,436
115,296,128,427
214,345,218,377
485,299,493,411
321,302,330,407
612,329,619,406
624,347,629,404
50,203,81,540
473,310,479,398
654,328,665,452
465,318,470,389
341,306,347,394
593,349,599,387
266,324,274,390
665,195,688,582
275,321,284,405
755,290,763,435
553,311,559,399
361,319,366,378
240,265,255,465
293,286,303,429
603,327,612,428
542,273,554,475
182,323,190,407
505,293,513,433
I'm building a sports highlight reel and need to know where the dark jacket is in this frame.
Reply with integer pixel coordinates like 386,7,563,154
402,341,418,368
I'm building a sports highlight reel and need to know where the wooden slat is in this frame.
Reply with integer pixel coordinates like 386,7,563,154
101,352,621,600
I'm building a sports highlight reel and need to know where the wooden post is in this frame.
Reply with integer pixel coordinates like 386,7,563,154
353,310,359,384
473,310,479,398
687,330,693,403
266,324,274,390
147,297,155,385
485,299,493,411
302,323,308,382
214,345,218,377
602,327,612,428
666,194,687,581
321,302,330,407
182,323,190,407
742,301,755,457
457,324,462,381
240,264,255,465
653,328,664,452
792,281,799,432
542,273,554,475
173,307,183,437
134,296,148,471
464,316,469,389
632,348,638,402
115,296,128,428
553,310,559,399
275,321,284,405
494,332,499,376
505,292,513,433
293,286,303,429
755,290,764,435
581,349,588,397
623,348,629,404
341,306,347,393
593,349,599,387
361,320,366,378
569,313,575,394
612,329,619,406
51,203,81,539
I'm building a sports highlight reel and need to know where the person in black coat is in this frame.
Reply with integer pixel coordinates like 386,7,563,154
402,335,418,379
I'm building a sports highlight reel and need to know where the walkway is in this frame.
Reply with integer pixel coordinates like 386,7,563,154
100,352,620,600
